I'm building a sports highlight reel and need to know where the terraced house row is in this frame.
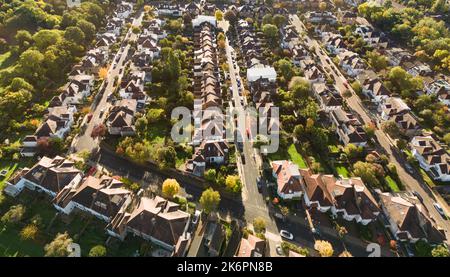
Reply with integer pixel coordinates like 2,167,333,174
186,15,229,177
3,156,192,256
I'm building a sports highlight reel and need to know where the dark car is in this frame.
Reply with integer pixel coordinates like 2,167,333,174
241,155,246,164
412,191,423,203
256,177,262,193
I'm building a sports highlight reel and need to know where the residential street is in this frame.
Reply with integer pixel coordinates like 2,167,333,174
70,12,144,153
290,14,450,241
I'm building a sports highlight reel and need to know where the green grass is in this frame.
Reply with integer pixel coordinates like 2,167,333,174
335,164,350,178
0,190,143,257
287,144,308,169
385,175,400,192
0,163,18,190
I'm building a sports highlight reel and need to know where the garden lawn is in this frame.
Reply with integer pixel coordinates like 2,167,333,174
287,144,308,169
0,163,18,190
385,175,400,192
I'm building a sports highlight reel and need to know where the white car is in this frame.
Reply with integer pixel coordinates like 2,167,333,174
275,245,284,256
280,230,294,240
192,210,201,225
433,203,447,219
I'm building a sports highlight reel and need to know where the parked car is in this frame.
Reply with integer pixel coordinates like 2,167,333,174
99,108,105,117
280,230,294,240
256,177,262,193
87,113,93,123
412,191,423,203
192,210,201,225
276,245,284,256
405,163,414,174
433,203,447,219
241,155,246,164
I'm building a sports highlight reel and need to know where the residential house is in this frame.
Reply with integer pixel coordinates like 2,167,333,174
53,175,132,222
312,83,343,112
301,169,380,224
378,191,446,244
3,156,82,197
106,99,137,136
390,112,421,138
107,196,191,254
271,160,303,200
330,107,368,147
379,97,410,121
34,105,77,140
322,33,346,54
354,25,388,49
411,136,450,182
362,78,391,104
305,12,337,25
236,234,265,257
338,50,366,77
383,48,413,66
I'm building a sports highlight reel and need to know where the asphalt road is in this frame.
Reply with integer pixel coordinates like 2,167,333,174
290,15,450,240
70,12,144,153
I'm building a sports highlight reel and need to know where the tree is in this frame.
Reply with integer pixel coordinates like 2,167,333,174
1,204,26,225
199,188,221,214
414,240,432,257
364,124,376,139
32,29,62,51
289,77,310,98
431,244,450,257
338,250,353,257
225,175,241,193
276,59,295,82
273,15,287,28
204,168,217,183
156,146,176,169
91,124,107,138
262,24,279,45
224,10,237,25
76,19,96,43
215,10,223,21
343,143,362,159
20,224,38,241
381,121,400,139
162,178,180,199
89,245,107,257
253,217,266,233
18,49,45,80
366,50,389,71
319,2,328,12
342,89,352,99
314,240,334,257
15,30,33,50
64,26,86,45
353,161,380,187
98,67,108,79
443,133,450,146
44,232,73,257
146,108,165,123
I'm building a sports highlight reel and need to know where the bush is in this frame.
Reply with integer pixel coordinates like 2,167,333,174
281,241,309,256
1,204,26,225
20,224,38,241
89,245,107,257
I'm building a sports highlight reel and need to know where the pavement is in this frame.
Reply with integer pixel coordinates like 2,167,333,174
289,14,450,241
70,11,144,153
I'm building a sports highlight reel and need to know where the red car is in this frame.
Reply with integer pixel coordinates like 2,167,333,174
87,113,93,123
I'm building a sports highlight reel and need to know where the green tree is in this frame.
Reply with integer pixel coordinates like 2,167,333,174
215,10,223,21
432,244,450,257
64,26,86,45
353,161,380,187
262,24,279,46
225,175,241,193
32,29,62,51
199,188,221,214
204,168,217,183
20,224,38,241
381,121,401,139
89,245,107,257
253,217,266,233
366,50,389,71
273,15,287,28
156,146,176,169
15,30,33,50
